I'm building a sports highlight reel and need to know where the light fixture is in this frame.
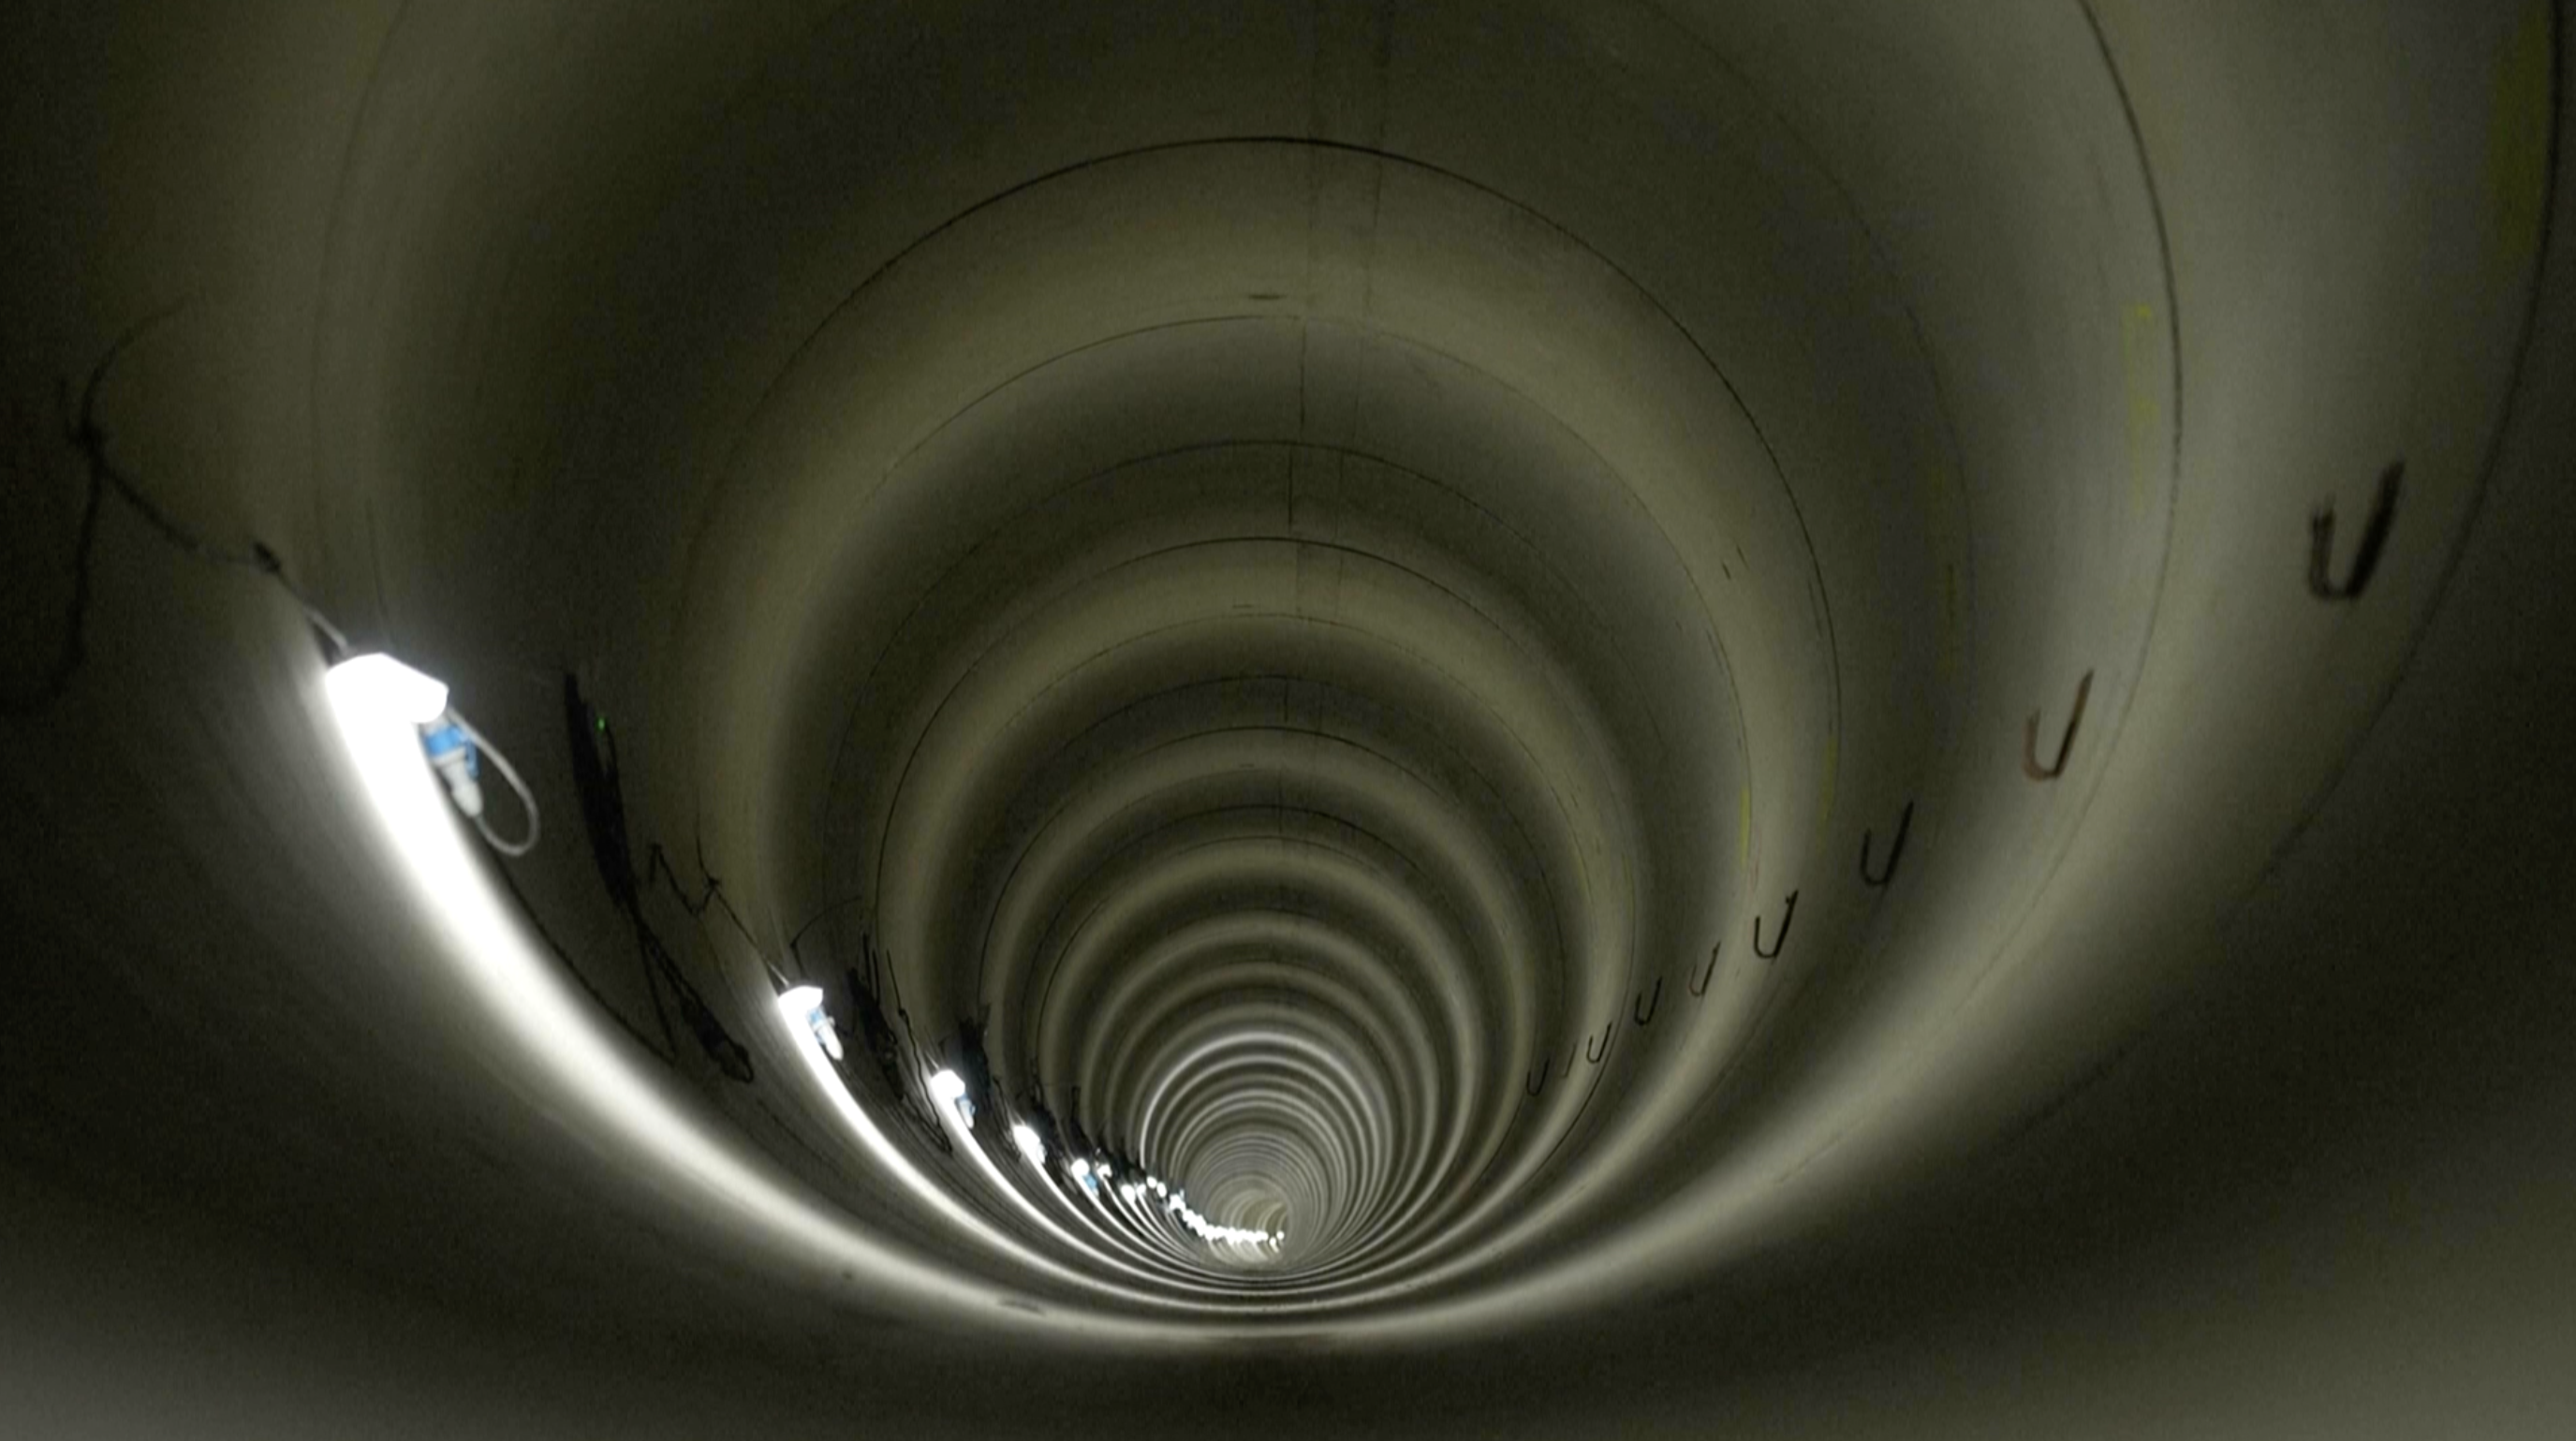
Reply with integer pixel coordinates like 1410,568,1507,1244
325,653,450,724
1010,1122,1045,1165
324,651,538,856
927,1066,974,1127
776,984,844,1061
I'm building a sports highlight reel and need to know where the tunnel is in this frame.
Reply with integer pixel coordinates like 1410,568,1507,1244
4,3,2573,1435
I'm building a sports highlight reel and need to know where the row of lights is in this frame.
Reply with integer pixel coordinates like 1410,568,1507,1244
1016,1125,1281,1250
775,978,1283,1252
333,651,1286,1266
328,648,1156,1306
788,973,1295,1253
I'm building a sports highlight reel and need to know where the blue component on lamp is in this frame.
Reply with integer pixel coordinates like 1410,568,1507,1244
420,718,486,818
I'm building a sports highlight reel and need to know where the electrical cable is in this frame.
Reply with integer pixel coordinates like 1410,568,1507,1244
558,683,761,1081
26,310,757,1090
6,306,348,714
447,711,540,856
641,840,762,951
17,312,551,868
0,316,807,1111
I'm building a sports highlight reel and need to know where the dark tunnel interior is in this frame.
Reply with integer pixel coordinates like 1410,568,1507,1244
4,3,2575,1435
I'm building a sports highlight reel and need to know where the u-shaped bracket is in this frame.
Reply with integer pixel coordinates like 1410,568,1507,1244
1753,890,1799,960
1633,978,1663,1027
2023,670,2094,781
1860,801,1914,888
1689,944,1720,997
1585,1022,1613,1066
1525,1056,1550,1097
2309,462,2401,601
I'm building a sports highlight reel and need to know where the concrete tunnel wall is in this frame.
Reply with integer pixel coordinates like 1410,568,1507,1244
2,1,2572,1434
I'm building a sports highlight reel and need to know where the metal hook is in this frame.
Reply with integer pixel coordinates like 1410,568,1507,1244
1525,1056,1550,1097
1633,978,1663,1027
1689,944,1720,997
2309,462,2402,601
1585,1022,1612,1066
1752,890,1799,960
2022,669,2094,781
1860,801,1914,888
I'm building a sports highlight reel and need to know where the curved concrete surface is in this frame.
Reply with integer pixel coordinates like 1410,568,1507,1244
4,2,2573,1434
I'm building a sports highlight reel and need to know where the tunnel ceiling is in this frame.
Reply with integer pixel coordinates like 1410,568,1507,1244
4,0,2572,1434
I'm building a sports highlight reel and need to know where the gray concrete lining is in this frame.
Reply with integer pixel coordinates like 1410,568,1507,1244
3,1,2571,1434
